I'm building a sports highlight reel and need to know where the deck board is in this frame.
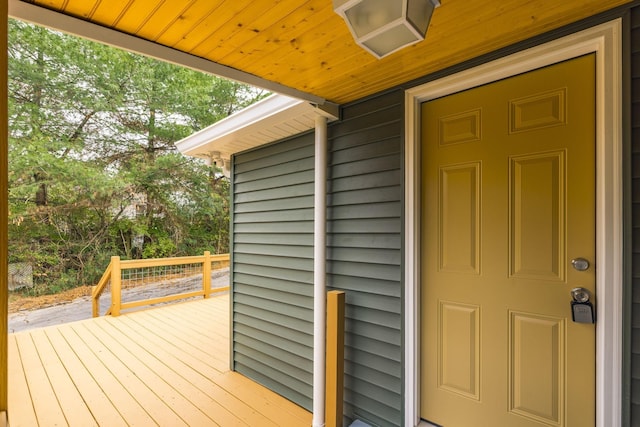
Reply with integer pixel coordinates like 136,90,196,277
94,319,254,426
8,295,312,426
124,310,230,372
41,327,128,426
69,322,190,426
13,333,68,425
28,329,98,426
7,336,40,427
56,323,158,424
104,316,310,426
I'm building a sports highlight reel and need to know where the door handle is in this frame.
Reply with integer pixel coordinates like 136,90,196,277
571,287,595,323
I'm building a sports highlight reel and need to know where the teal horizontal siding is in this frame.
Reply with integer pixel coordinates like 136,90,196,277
234,156,315,183
329,169,403,192
234,311,312,341
233,145,313,174
328,247,401,265
327,233,401,250
331,154,400,178
328,202,401,220
329,260,401,282
234,253,313,271
235,242,314,258
234,170,314,193
233,274,311,297
328,185,402,206
234,195,314,213
233,232,312,245
234,355,311,407
327,90,404,426
234,263,313,283
232,133,315,411
330,137,401,165
231,90,405,424
234,307,312,337
234,329,312,368
234,222,313,234
234,182,315,203
234,208,314,223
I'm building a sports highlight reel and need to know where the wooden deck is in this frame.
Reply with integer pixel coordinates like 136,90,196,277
7,294,312,426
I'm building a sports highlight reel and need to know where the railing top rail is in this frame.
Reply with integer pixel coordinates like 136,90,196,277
119,253,229,269
92,259,113,299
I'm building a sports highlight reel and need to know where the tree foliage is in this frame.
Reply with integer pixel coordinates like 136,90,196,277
8,20,263,293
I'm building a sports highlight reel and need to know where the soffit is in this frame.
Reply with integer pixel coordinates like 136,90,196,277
175,94,337,163
14,0,631,105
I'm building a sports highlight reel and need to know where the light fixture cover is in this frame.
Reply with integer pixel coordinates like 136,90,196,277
334,0,440,58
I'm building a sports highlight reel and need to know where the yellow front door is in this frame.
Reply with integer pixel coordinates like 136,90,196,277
420,54,596,426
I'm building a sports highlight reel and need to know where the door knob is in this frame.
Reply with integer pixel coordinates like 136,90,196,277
571,287,591,303
571,287,595,323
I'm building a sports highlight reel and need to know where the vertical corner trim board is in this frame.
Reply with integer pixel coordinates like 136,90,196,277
1,0,10,413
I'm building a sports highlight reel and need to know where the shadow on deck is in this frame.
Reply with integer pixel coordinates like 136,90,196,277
8,294,311,426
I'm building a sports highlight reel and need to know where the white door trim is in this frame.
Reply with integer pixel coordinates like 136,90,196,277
404,19,623,427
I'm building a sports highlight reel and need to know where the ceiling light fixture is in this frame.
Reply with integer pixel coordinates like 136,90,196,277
333,0,440,59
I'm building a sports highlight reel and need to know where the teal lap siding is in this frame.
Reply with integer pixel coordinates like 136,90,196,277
232,132,315,410
230,91,405,425
327,90,404,427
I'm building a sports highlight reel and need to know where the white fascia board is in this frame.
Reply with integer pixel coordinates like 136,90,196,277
8,0,326,105
176,95,304,155
175,94,338,159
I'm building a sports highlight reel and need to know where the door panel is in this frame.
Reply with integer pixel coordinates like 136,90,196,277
509,311,564,424
438,300,480,400
420,54,595,427
509,151,565,281
439,163,481,274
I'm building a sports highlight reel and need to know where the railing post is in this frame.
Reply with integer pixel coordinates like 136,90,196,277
203,251,211,298
326,290,345,427
111,256,121,317
92,285,98,318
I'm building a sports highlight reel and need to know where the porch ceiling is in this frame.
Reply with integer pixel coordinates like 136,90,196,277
12,0,630,105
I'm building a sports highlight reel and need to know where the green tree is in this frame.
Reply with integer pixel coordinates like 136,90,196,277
8,19,263,294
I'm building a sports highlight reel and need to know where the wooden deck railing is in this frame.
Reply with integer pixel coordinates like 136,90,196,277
92,251,230,317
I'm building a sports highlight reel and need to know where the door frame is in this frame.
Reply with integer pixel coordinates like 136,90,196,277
404,20,623,427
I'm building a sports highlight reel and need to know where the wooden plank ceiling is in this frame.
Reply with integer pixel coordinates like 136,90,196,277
24,0,630,104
